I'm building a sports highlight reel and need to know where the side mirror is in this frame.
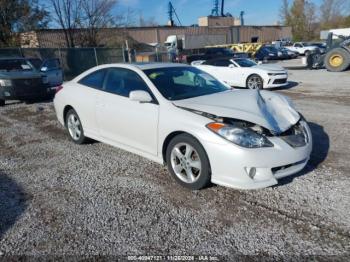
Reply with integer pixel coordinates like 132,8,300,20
40,66,48,72
129,90,153,103
258,61,263,65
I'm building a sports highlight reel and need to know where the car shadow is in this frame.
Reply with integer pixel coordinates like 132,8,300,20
0,171,28,240
276,122,330,187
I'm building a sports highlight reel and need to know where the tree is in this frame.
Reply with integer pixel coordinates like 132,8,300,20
279,0,291,26
139,13,158,27
80,0,118,46
279,0,317,41
49,0,82,47
320,0,350,29
0,0,49,47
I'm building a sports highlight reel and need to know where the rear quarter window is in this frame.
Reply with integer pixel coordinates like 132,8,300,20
78,69,106,89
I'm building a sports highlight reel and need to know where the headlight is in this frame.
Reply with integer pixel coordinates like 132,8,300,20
207,122,274,148
0,79,12,87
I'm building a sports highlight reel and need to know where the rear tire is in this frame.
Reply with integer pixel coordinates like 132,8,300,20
0,99,5,107
246,74,263,89
166,134,211,190
65,109,87,144
325,48,350,72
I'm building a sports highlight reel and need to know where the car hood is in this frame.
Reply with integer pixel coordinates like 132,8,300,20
252,64,285,72
0,70,43,79
173,90,300,134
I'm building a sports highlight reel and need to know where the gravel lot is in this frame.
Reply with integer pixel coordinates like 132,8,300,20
0,67,350,259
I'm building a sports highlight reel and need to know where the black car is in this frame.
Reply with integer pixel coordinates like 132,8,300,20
255,46,289,61
0,57,50,106
186,48,249,64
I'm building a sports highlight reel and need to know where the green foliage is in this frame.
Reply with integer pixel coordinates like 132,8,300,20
281,0,350,41
0,0,49,47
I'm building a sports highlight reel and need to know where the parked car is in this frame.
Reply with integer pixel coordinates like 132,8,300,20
286,42,319,56
0,57,50,106
27,58,63,87
54,63,312,190
309,42,327,54
193,57,288,89
281,47,299,59
255,46,284,61
186,48,248,64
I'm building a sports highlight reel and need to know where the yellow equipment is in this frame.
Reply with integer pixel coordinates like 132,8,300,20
206,43,263,56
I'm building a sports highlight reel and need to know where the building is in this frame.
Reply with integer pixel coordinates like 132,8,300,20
198,16,241,27
20,25,292,48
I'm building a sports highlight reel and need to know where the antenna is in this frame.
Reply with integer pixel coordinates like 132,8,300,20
168,1,182,26
240,11,245,25
211,0,219,16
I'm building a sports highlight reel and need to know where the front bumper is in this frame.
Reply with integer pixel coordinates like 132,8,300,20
0,83,49,100
203,122,313,190
264,74,289,88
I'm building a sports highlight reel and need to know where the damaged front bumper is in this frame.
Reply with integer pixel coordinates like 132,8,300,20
203,121,313,190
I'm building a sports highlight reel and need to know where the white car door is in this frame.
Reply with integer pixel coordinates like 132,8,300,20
96,67,159,156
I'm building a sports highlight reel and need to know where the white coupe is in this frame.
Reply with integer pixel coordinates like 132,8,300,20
193,58,289,89
54,63,312,190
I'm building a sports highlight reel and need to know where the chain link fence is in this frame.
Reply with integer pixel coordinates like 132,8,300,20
0,46,192,80
0,48,125,80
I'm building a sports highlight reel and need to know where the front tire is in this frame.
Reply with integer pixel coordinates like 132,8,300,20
166,134,211,190
65,109,87,144
246,74,263,89
0,99,5,107
325,48,350,72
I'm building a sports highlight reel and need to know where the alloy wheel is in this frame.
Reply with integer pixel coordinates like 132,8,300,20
67,114,82,141
247,76,263,89
170,143,202,184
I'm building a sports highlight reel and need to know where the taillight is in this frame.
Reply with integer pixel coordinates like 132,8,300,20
55,85,64,94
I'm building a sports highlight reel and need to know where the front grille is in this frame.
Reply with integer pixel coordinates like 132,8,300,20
273,78,287,84
272,159,307,174
12,78,46,96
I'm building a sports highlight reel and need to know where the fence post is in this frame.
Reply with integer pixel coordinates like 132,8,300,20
156,47,159,62
94,48,99,66
122,46,126,62
18,48,24,57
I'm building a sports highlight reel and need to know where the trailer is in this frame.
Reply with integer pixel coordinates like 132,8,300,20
164,34,227,51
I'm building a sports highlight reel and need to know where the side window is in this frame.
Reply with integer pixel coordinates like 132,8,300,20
44,59,60,70
78,69,107,90
295,44,302,48
104,68,150,97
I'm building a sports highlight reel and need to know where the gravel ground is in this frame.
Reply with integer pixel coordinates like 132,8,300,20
0,67,350,259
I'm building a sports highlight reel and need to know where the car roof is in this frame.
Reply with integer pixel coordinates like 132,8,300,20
95,62,191,71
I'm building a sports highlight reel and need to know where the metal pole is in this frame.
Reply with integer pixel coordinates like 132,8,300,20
94,48,99,66
19,47,24,57
122,46,126,62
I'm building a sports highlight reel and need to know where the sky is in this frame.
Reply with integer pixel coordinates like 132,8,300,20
118,0,324,26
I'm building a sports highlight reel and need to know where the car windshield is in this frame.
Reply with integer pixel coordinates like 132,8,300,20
27,58,42,70
222,49,234,55
144,67,229,101
233,58,257,67
302,42,312,46
0,59,33,72
264,46,277,52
